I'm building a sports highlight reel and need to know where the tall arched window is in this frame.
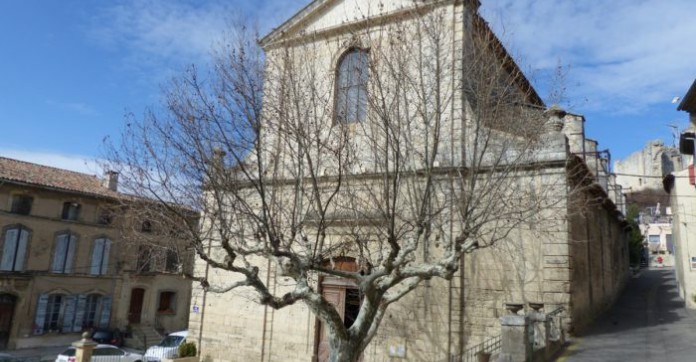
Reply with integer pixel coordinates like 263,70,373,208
335,49,369,123
1,225,29,271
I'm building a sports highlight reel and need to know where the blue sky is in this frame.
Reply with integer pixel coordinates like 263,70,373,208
1,0,694,174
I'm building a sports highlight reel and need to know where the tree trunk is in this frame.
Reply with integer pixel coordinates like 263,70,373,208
328,336,362,362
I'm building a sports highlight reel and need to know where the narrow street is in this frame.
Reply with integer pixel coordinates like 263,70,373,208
560,268,696,361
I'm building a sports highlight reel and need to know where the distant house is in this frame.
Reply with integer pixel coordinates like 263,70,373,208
667,79,696,307
0,157,193,350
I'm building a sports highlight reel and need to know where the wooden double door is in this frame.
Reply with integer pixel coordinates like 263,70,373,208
316,278,362,362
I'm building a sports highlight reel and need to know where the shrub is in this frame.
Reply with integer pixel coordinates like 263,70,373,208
178,341,197,357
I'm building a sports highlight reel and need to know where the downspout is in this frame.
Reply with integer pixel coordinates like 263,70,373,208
585,210,594,311
260,258,272,362
197,237,212,357
459,2,474,357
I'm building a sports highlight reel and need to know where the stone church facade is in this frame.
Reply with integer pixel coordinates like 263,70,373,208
187,1,629,361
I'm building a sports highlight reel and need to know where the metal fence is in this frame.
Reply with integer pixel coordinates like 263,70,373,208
0,358,42,362
460,335,501,362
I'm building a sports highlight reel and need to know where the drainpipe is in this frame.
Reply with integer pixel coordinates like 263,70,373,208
197,237,212,357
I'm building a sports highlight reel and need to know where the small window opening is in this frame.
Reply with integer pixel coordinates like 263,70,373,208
10,195,33,215
62,202,81,221
157,291,176,314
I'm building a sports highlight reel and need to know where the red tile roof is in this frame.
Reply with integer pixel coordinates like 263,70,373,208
0,156,120,199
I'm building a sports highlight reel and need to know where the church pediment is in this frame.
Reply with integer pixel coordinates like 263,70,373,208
260,0,424,48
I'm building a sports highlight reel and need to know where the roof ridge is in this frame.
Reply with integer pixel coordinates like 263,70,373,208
0,156,100,179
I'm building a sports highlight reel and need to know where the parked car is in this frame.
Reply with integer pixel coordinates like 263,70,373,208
91,328,124,347
144,331,188,362
55,344,143,362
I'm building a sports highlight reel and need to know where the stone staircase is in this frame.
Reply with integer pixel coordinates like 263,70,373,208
124,324,163,351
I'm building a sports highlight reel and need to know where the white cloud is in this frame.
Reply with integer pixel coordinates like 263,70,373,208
88,1,231,73
86,0,306,86
480,0,696,114
45,99,98,116
0,149,102,176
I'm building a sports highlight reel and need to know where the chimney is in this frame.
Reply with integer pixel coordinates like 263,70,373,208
103,171,119,192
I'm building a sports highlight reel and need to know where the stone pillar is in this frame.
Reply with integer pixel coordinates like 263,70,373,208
497,306,531,362
73,332,97,362
536,105,569,163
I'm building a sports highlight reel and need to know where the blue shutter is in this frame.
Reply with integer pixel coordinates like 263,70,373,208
101,239,111,275
33,293,49,335
1,229,18,271
98,295,113,328
52,234,68,273
62,295,77,333
65,234,77,273
15,228,29,271
73,294,87,332
90,239,104,275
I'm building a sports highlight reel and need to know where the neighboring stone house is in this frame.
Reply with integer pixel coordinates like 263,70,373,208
187,1,629,361
667,79,696,307
0,157,193,350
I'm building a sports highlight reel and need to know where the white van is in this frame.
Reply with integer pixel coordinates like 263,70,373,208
144,330,188,362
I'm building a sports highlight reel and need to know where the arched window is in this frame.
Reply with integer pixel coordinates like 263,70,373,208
90,238,111,275
335,49,369,123
1,225,29,271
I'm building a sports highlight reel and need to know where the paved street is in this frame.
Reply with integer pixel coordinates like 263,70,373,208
560,267,696,361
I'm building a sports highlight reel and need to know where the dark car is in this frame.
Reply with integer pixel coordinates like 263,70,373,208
91,328,124,347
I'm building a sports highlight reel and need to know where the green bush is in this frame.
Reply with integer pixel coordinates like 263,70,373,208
178,341,197,358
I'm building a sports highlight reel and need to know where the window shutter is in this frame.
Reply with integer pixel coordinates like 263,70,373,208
1,229,18,271
98,295,112,328
73,294,87,332
52,234,68,272
33,293,49,335
65,234,77,273
90,239,104,275
62,295,77,333
101,239,111,275
15,228,29,271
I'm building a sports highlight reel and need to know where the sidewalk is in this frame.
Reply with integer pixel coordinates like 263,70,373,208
1,345,65,362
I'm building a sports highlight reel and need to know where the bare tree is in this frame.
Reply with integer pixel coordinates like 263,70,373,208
105,4,587,362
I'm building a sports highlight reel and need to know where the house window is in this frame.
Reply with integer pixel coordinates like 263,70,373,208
10,195,33,215
62,202,81,221
44,294,64,331
1,226,29,271
165,249,179,273
335,49,369,123
157,291,176,314
648,235,660,244
90,238,111,275
137,245,153,272
83,294,102,328
97,209,113,225
51,232,77,273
